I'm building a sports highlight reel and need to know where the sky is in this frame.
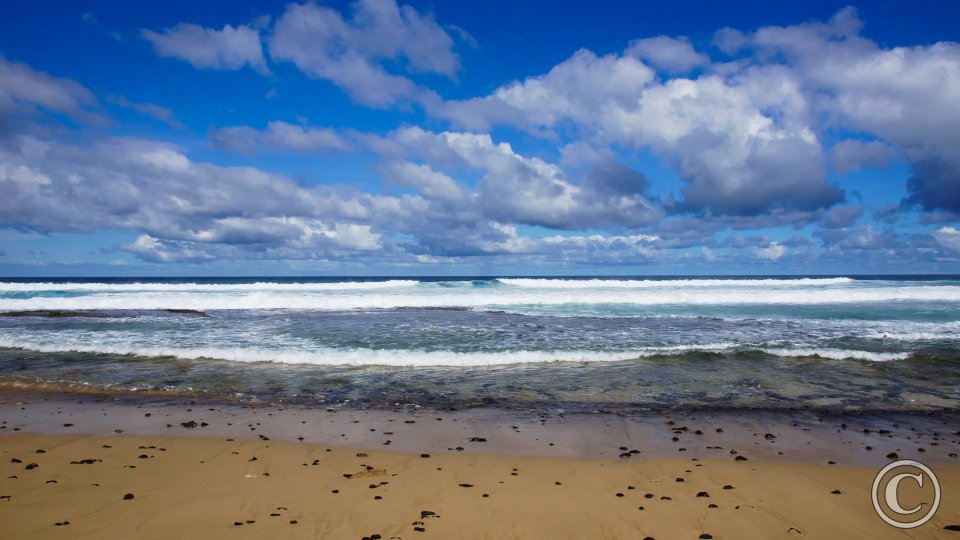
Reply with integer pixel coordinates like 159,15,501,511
1,1,959,276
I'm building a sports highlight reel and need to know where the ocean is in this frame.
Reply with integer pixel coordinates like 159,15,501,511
0,275,958,412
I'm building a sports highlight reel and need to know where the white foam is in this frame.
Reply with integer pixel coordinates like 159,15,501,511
1,285,958,311
497,277,855,288
0,337,913,366
761,348,911,362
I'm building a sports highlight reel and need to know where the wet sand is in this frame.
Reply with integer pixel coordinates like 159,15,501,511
1,390,959,539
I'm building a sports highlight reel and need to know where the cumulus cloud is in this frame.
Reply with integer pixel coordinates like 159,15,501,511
432,7,960,220
625,36,708,73
934,226,960,252
210,121,350,154
435,48,842,217
746,7,960,213
378,127,663,230
268,0,458,107
0,54,104,126
751,241,786,260
142,23,269,73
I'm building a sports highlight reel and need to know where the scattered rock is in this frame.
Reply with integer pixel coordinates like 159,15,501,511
123,493,134,500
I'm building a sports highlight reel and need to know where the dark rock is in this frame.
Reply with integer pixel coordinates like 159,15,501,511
699,535,713,539
943,525,960,531
723,485,734,490
697,492,709,497
735,455,748,461
831,490,842,495
458,483,473,488
1,310,110,318
25,463,38,470
123,493,134,500
886,452,899,459
164,309,210,317
181,421,198,428
468,437,487,442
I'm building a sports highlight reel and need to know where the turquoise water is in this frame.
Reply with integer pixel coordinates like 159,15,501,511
0,276,958,411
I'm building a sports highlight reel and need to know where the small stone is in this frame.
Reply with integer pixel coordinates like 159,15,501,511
123,493,134,500
699,535,713,539
886,452,899,459
831,489,842,495
697,492,709,497
458,483,473,488
735,455,748,461
289,520,298,525
723,485,734,490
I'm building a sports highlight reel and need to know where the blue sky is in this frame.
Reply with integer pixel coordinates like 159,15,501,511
1,1,959,276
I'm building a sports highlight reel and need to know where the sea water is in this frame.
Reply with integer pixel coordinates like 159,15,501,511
0,276,957,411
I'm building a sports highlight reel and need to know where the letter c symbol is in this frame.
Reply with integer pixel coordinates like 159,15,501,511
885,472,923,515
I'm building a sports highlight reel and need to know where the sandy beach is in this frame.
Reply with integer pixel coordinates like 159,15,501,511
1,390,958,539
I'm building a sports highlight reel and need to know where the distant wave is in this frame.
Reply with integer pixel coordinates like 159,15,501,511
0,340,913,366
0,280,419,292
1,286,959,311
497,277,855,288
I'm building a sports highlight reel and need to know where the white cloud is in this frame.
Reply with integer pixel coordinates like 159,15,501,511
748,7,960,212
436,48,838,216
751,241,786,260
625,35,708,73
210,121,350,154
380,127,662,229
142,23,268,74
268,0,457,107
0,54,104,125
934,226,960,252
384,161,464,201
